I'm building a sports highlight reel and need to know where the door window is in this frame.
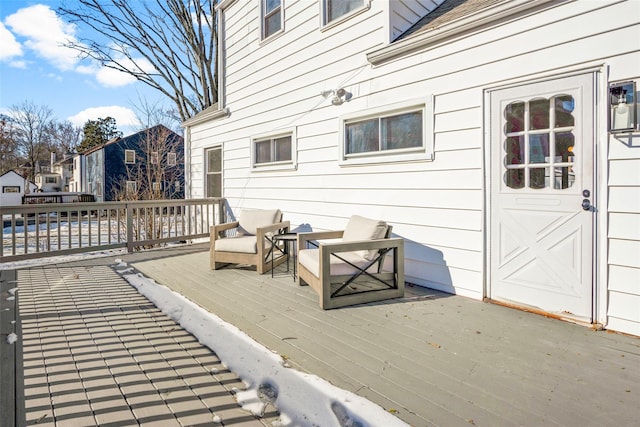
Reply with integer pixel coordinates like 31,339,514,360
503,95,576,190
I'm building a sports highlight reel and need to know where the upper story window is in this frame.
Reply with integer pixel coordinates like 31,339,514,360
45,176,57,184
323,0,367,26
125,149,136,164
262,0,283,40
150,151,159,165
167,152,177,167
339,98,434,166
251,128,297,171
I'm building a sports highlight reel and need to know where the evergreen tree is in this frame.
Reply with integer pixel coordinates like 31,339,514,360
78,117,122,152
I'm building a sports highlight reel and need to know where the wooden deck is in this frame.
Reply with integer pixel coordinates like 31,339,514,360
74,244,639,426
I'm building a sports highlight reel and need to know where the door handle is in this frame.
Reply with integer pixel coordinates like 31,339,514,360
582,199,592,211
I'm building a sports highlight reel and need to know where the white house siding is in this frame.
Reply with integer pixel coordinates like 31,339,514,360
0,171,37,206
388,0,443,41
188,0,640,333
607,131,640,336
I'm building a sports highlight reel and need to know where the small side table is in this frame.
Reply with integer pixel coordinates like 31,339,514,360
271,232,298,280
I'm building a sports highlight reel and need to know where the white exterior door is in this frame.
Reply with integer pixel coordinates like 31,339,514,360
489,73,595,322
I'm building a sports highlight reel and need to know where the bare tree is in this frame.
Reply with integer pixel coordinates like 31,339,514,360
0,115,19,175
46,120,83,156
112,125,184,202
59,0,217,122
8,101,54,181
111,125,184,249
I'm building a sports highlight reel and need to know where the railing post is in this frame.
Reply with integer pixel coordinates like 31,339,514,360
218,198,225,225
126,203,134,253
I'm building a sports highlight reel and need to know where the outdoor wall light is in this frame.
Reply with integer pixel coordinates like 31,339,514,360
609,81,637,133
321,88,352,105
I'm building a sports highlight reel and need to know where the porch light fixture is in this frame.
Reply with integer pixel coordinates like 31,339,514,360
609,81,637,133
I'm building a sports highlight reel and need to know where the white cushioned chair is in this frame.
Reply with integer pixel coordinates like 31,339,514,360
297,215,404,309
210,209,290,274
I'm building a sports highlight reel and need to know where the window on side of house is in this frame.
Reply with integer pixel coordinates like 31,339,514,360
205,147,222,198
45,176,57,184
251,129,296,171
126,180,137,194
323,0,366,26
150,151,159,165
339,98,433,166
96,182,103,196
262,0,283,39
125,149,136,164
3,186,20,193
167,152,177,167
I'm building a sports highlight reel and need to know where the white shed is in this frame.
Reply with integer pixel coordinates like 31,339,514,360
184,0,640,336
0,170,37,206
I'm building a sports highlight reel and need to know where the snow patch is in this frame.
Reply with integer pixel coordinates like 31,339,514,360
7,332,18,344
117,268,408,427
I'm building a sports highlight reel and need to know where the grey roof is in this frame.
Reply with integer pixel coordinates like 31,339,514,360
396,0,504,41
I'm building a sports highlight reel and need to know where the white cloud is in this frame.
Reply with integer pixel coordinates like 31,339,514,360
0,22,23,60
5,4,80,71
68,106,141,129
96,65,138,87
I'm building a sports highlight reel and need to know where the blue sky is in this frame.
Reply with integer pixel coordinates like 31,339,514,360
0,0,167,135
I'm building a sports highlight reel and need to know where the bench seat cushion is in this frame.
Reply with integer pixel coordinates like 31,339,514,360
214,235,257,253
298,249,378,278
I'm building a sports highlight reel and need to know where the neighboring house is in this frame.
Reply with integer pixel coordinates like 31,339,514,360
51,154,74,192
70,153,85,193
34,172,61,192
0,170,37,206
83,125,185,202
183,0,640,336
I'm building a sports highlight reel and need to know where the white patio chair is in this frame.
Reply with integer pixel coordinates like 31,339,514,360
297,215,405,309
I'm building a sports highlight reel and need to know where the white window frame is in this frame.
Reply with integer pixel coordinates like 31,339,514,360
125,149,136,164
338,97,434,166
321,0,369,30
205,146,223,198
261,0,284,41
45,176,57,184
251,128,297,172
152,181,161,191
126,180,137,194
150,151,159,165
167,152,177,167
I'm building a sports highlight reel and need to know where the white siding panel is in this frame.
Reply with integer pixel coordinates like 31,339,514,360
608,135,640,160
389,0,441,41
609,239,640,269
608,213,640,241
609,159,640,186
608,292,640,324
608,265,640,296
608,187,640,214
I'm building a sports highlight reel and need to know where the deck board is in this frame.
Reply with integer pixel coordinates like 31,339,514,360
125,247,640,427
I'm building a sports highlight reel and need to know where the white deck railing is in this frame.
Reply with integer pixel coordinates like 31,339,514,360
1,198,226,262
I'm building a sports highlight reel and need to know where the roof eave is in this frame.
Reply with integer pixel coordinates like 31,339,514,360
367,0,564,66
182,106,230,128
